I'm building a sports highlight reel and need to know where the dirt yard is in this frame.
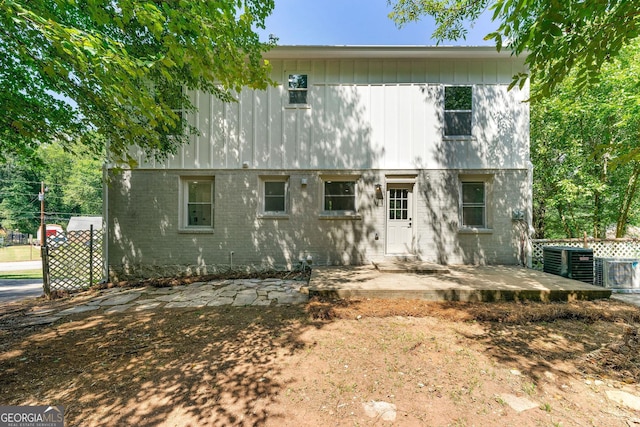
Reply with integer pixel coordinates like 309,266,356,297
2,286,640,426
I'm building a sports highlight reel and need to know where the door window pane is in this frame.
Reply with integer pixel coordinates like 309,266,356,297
389,188,409,220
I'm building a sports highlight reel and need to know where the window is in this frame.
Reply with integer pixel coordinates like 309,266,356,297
389,189,409,220
262,178,288,214
288,74,308,105
444,86,472,137
182,178,213,229
156,81,184,135
324,181,356,212
461,182,485,228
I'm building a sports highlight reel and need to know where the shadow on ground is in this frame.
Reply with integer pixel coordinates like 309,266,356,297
0,305,313,426
2,297,640,426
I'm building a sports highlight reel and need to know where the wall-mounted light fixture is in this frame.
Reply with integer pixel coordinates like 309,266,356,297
375,184,384,206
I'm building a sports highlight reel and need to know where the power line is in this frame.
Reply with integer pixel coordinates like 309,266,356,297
0,178,101,189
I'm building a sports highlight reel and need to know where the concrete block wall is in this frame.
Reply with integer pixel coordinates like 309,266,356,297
107,168,530,280
413,169,530,265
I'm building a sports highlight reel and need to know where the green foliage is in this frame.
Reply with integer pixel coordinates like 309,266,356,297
0,0,275,166
0,167,41,234
0,142,102,235
531,40,640,238
388,0,640,99
444,86,472,110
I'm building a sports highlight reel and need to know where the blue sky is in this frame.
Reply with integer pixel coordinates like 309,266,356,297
256,0,496,46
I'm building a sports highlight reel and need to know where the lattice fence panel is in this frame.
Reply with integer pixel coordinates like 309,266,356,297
44,228,104,294
531,239,640,270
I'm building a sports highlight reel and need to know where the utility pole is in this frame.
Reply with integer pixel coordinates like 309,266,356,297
39,181,45,246
38,182,50,297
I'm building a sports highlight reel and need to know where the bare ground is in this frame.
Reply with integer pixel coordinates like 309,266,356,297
2,283,640,426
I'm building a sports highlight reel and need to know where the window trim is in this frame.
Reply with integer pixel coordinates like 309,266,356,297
259,176,290,219
444,85,473,139
285,72,310,109
458,174,493,232
179,177,214,233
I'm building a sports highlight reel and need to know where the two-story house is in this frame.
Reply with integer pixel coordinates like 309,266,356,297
105,46,531,280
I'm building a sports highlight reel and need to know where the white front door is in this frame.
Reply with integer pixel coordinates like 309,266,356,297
386,184,414,254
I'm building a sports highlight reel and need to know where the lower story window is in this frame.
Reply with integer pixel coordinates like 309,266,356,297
324,181,356,212
262,177,288,214
183,178,214,228
461,181,485,228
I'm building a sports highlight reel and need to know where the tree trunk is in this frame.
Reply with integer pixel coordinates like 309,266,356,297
616,162,640,238
558,204,573,238
593,191,603,238
533,200,546,239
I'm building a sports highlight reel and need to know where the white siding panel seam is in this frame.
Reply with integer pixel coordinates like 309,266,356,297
209,94,214,168
252,92,256,168
296,109,300,167
280,88,285,169
224,103,229,168
238,93,243,167
195,90,200,168
267,88,271,168
180,131,185,170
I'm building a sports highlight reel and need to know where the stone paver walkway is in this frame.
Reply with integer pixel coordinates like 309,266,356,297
20,278,309,325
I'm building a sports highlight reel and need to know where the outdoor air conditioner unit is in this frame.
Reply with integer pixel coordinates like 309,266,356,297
594,258,640,291
543,246,594,284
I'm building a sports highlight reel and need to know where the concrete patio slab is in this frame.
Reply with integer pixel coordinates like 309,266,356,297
308,265,612,302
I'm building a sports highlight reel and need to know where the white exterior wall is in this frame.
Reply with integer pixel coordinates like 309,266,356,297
107,47,531,279
133,54,529,171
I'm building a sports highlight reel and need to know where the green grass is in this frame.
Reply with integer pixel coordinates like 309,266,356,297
0,245,41,262
0,270,43,280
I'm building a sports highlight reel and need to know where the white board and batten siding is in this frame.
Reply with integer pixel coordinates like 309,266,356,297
135,46,529,172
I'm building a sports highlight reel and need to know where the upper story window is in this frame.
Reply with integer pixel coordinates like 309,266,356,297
288,74,308,105
444,86,472,137
182,178,214,230
156,82,185,135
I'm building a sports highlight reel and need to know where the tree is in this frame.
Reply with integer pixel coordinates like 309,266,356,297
531,40,640,238
38,142,103,224
0,142,103,235
1,1,275,166
0,162,41,234
389,0,640,98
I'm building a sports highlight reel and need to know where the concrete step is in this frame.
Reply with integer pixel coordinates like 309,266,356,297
373,261,450,275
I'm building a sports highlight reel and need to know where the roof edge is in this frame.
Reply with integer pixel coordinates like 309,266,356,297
263,45,523,60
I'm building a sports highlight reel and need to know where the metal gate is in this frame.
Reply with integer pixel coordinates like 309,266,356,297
42,225,105,296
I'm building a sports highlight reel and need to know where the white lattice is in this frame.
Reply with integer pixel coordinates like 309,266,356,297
531,239,640,270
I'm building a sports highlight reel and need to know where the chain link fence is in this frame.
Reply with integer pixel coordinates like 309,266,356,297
42,225,105,296
1,230,31,246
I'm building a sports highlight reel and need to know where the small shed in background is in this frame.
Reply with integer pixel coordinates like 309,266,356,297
67,216,103,232
67,216,103,244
